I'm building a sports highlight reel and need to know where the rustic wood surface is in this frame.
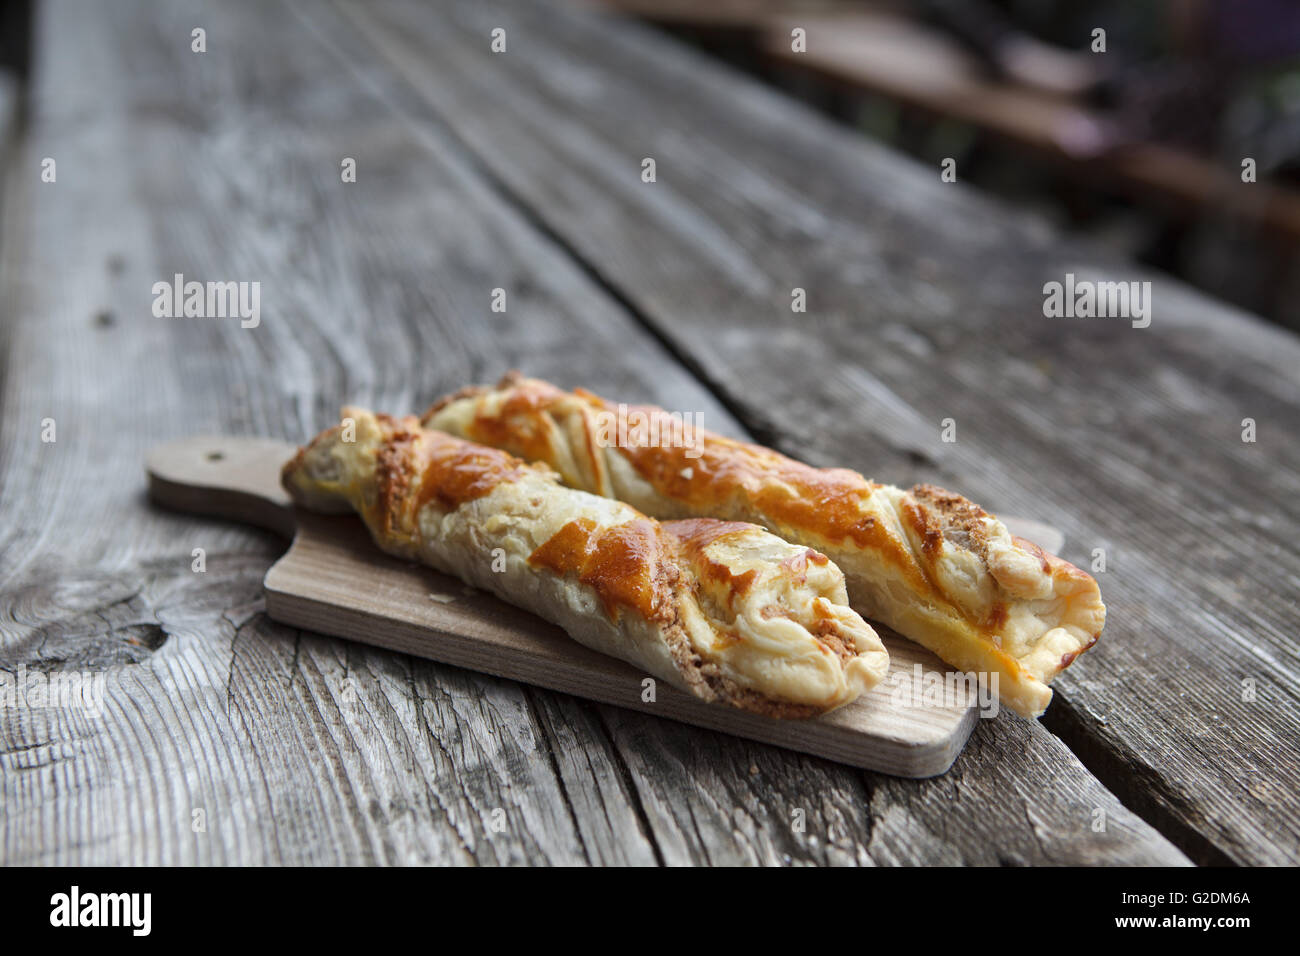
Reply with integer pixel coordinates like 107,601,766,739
0,0,1289,865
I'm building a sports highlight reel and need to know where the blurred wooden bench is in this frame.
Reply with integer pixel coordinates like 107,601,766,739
598,0,1300,240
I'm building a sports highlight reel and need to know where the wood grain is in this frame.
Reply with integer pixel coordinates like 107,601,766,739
342,0,1300,865
0,0,1191,865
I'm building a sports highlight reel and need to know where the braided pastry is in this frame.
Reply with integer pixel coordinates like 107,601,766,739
423,374,1106,717
282,408,890,717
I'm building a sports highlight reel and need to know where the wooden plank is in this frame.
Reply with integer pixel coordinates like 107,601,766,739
0,0,1187,864
346,0,1300,865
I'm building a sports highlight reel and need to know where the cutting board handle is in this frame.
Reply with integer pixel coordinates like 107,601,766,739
147,436,299,538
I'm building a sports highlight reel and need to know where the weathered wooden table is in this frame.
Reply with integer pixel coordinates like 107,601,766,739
2,0,1296,866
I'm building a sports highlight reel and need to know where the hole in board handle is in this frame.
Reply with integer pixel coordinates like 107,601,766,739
207,451,225,462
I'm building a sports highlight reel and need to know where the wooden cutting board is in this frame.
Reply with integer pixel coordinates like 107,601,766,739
147,436,1065,778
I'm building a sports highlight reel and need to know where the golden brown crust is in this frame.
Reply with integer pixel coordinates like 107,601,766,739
663,519,761,610
527,517,678,624
493,385,942,602
363,412,533,550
